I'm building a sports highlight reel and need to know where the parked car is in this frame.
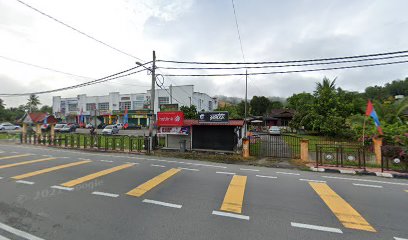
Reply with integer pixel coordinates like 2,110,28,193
54,124,67,132
127,123,142,129
115,123,124,130
102,125,119,135
97,123,107,129
61,124,76,133
67,123,79,130
85,123,94,129
268,126,281,135
0,122,20,130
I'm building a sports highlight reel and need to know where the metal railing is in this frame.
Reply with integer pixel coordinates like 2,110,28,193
315,144,368,169
381,145,408,173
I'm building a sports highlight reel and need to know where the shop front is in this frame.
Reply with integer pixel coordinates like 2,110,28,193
112,110,149,127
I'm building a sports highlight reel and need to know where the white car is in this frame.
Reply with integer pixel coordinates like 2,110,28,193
102,125,119,135
86,123,94,129
0,122,20,130
115,123,124,130
268,126,281,135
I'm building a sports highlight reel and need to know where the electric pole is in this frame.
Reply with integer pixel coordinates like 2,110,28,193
148,51,156,151
244,69,248,136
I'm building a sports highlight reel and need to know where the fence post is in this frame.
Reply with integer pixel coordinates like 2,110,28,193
300,139,309,162
242,138,250,159
373,137,383,165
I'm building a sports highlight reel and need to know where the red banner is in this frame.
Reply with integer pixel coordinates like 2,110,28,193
157,111,184,126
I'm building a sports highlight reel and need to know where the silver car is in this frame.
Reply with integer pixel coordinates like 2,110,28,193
0,122,20,130
102,125,119,135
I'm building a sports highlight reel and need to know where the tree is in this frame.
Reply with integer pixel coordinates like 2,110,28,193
236,100,249,118
180,105,198,119
26,94,40,112
215,105,241,119
0,98,4,111
287,92,314,130
250,96,270,116
40,105,53,114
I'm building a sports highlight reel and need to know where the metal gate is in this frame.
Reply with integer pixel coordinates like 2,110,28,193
250,134,301,158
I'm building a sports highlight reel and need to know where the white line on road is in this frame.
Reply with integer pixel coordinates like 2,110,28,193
10,152,18,154
240,168,259,172
16,180,35,185
0,234,11,240
125,162,139,164
299,179,327,183
0,177,3,180
92,191,119,198
352,183,383,188
321,176,408,186
212,210,250,220
193,163,227,169
216,171,236,175
100,160,113,163
291,222,343,234
142,199,182,209
178,167,199,171
276,171,300,176
256,175,277,179
0,221,45,240
51,185,74,191
394,237,408,240
151,164,166,168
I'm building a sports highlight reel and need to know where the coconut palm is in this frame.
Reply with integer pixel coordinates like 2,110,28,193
26,94,41,112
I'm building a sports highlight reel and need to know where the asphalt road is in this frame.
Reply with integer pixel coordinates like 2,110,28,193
0,143,407,240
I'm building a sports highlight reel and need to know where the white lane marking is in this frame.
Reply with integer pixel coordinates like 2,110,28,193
0,177,3,180
299,179,327,183
16,180,35,185
256,175,277,179
41,155,52,157
394,237,408,240
0,234,11,240
276,171,300,176
151,164,166,168
0,221,45,240
142,199,182,209
78,158,90,160
212,210,250,220
60,157,69,159
240,168,259,172
92,191,119,198
178,167,199,171
100,160,113,163
216,171,236,175
291,222,343,234
192,163,227,169
352,183,383,188
321,176,408,186
10,152,18,154
125,162,139,164
51,185,74,191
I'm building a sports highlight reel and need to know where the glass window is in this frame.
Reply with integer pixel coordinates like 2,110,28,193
86,103,96,111
133,101,143,110
208,101,213,111
98,102,109,110
158,97,169,105
68,104,78,111
119,101,131,111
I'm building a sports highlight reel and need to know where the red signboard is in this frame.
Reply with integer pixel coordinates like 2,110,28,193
157,111,184,126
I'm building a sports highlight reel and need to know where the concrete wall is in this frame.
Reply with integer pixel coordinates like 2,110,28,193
166,134,191,150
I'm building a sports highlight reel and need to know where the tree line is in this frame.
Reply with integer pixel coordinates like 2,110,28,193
0,95,52,122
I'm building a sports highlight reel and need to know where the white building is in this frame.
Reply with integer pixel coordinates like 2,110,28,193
52,85,218,126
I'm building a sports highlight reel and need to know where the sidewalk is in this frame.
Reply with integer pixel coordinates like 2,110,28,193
306,163,408,179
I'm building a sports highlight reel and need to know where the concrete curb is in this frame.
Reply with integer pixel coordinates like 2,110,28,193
309,166,408,179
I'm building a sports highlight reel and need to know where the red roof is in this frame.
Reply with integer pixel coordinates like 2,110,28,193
183,119,244,126
25,113,58,124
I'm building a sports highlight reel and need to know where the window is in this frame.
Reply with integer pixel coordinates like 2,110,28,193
121,97,130,101
68,104,78,111
133,101,143,110
86,103,96,111
98,102,109,110
119,101,131,111
208,101,213,111
158,97,169,105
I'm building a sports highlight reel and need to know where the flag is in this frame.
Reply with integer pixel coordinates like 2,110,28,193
123,108,129,129
43,114,48,128
365,100,383,135
78,108,84,127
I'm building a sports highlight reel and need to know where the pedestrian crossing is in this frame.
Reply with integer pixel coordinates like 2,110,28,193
0,152,405,238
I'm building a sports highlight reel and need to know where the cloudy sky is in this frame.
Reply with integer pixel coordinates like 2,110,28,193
1,0,408,107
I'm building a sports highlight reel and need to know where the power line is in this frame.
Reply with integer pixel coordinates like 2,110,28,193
0,62,152,96
15,0,144,61
158,49,408,65
0,55,93,79
161,59,408,77
231,0,245,63
157,54,408,70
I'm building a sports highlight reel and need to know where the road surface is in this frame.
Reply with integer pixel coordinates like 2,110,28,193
0,143,407,240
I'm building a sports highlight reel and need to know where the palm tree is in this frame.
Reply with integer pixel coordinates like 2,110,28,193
27,94,41,113
315,77,337,93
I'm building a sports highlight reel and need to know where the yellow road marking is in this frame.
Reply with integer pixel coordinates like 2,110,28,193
220,175,247,214
126,168,181,197
0,158,56,169
11,160,92,180
0,154,32,160
405,190,408,193
309,182,376,232
61,163,134,187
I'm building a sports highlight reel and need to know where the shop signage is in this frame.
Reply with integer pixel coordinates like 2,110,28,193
160,104,179,112
158,126,190,135
112,110,149,115
157,111,184,126
198,111,229,123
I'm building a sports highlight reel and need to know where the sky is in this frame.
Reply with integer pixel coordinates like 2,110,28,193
1,0,408,107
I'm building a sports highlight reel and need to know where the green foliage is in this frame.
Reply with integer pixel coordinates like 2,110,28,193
180,105,198,119
364,77,408,101
250,96,270,116
40,105,53,114
215,104,241,119
27,94,41,112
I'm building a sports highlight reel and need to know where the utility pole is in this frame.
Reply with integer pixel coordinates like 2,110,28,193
148,51,156,151
244,69,248,136
170,84,173,104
